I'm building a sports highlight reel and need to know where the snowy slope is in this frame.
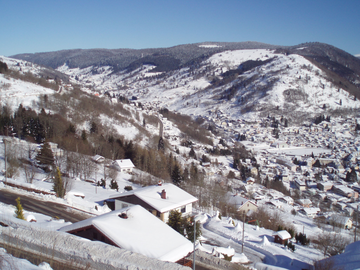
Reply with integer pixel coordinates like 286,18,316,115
0,56,56,112
56,49,360,122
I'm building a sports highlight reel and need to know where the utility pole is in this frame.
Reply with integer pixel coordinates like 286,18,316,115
355,205,359,242
242,212,245,253
3,139,7,183
193,218,196,270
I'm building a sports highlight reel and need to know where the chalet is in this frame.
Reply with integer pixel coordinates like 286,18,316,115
299,207,320,218
327,214,353,229
273,230,291,245
246,177,255,185
228,194,258,215
282,174,290,182
317,182,333,192
109,182,198,223
333,185,359,199
297,199,312,208
59,205,193,263
202,162,211,167
112,159,135,173
266,200,282,209
91,154,105,164
278,196,294,205
294,179,306,191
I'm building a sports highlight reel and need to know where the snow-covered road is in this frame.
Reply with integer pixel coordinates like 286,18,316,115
202,221,265,266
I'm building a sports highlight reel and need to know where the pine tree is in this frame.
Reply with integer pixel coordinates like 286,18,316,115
36,142,54,168
185,216,202,243
167,211,202,242
158,136,165,151
15,197,25,220
53,167,65,198
167,210,183,234
345,167,357,183
81,130,87,141
171,163,183,186
189,147,196,159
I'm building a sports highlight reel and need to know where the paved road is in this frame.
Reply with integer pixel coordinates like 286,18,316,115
0,188,90,223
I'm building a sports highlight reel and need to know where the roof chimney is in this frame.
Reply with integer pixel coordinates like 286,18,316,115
161,189,166,199
119,212,128,219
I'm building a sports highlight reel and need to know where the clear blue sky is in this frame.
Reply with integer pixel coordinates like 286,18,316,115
1,0,359,56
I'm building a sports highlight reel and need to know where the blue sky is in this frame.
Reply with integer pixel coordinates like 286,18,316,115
1,0,359,56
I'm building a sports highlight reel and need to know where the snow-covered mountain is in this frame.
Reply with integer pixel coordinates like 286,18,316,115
12,42,360,123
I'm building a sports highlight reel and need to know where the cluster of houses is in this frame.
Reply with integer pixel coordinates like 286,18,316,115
227,117,360,230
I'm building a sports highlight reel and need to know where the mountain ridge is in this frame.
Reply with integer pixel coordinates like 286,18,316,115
11,42,282,70
6,41,360,122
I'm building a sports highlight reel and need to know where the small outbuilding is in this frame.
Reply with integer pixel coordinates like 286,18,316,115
273,230,291,245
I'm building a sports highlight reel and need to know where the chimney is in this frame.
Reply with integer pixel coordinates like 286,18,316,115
119,212,128,219
161,189,166,199
158,181,162,186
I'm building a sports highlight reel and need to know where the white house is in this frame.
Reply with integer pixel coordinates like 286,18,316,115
295,179,307,191
59,205,193,263
327,214,353,229
278,196,294,205
112,159,135,173
299,207,320,218
109,182,198,223
227,193,258,215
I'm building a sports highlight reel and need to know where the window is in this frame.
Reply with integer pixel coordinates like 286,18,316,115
156,211,161,217
181,206,186,213
122,203,128,208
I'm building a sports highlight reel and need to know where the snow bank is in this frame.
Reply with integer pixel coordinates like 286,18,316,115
254,262,289,270
0,247,52,270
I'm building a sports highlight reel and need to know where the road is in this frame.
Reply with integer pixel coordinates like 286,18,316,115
0,188,90,223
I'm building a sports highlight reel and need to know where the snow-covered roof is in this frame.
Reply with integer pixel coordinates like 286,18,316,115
266,200,283,208
110,183,198,213
227,193,249,206
333,184,355,194
301,207,320,215
113,159,135,168
274,230,291,240
59,205,193,262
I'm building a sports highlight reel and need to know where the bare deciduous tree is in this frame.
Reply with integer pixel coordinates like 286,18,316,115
23,164,36,183
315,231,351,257
313,258,343,270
